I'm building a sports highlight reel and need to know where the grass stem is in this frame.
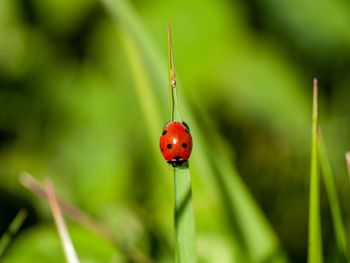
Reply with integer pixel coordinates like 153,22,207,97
307,78,323,263
168,25,196,263
174,164,196,263
45,179,80,263
168,25,181,122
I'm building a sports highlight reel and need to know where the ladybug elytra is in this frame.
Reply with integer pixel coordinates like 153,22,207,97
159,121,193,166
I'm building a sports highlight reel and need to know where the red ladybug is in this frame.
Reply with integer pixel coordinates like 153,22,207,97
160,121,193,166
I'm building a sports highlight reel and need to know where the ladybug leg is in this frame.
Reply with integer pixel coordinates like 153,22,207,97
167,160,187,167
182,121,190,131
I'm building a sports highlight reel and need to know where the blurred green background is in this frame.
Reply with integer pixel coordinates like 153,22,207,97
1,0,350,262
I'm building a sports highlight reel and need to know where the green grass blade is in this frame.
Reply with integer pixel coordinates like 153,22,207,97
119,30,163,156
0,209,27,258
174,164,196,263
319,134,348,261
122,25,197,262
192,100,286,262
100,0,167,93
168,25,196,263
307,78,323,263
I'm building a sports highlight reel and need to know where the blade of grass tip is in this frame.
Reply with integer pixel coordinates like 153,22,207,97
168,25,196,263
45,179,80,263
308,78,323,263
319,133,348,262
20,172,155,263
168,24,181,123
346,152,350,180
0,209,27,258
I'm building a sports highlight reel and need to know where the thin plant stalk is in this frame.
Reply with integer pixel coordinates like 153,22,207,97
0,209,27,258
168,25,196,263
319,134,347,261
45,179,80,263
168,24,181,123
307,78,323,263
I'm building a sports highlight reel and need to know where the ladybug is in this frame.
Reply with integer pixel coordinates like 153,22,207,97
160,121,193,166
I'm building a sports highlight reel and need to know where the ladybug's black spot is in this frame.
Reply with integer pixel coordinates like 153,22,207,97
162,130,167,135
161,148,163,152
185,129,189,134
182,143,187,148
167,144,172,149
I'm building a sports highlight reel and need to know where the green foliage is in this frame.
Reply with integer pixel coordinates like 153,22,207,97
0,0,349,262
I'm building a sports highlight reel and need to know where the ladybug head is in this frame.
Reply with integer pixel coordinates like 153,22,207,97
159,121,193,165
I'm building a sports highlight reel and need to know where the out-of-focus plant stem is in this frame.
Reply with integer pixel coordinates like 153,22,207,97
45,179,80,263
319,134,347,262
0,209,27,259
